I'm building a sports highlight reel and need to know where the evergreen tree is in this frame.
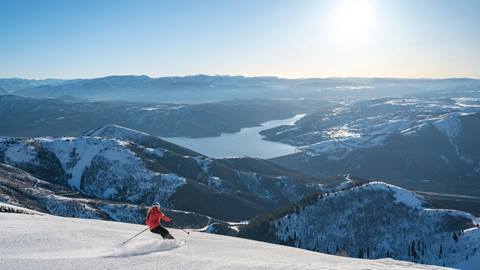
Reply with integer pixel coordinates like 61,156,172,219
453,232,458,242
358,248,364,258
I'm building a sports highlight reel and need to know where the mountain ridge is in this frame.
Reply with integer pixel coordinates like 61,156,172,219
0,125,323,220
0,95,323,138
239,181,480,268
3,75,478,103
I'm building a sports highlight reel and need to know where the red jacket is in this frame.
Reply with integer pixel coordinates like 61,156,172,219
146,207,171,230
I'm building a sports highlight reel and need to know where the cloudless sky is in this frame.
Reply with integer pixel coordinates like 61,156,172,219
1,0,479,79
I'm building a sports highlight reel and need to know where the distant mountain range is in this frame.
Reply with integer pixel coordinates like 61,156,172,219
1,76,479,214
0,78,65,92
1,75,479,269
1,75,479,102
0,95,327,138
1,78,479,215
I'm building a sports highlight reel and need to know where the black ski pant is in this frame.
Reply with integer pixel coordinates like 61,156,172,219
151,225,174,239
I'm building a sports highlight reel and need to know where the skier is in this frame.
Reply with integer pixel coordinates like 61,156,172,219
146,202,174,239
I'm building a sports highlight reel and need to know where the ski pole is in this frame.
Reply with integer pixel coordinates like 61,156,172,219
122,227,149,245
179,228,190,235
171,220,190,235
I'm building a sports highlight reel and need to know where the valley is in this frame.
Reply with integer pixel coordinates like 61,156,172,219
1,76,479,269
165,114,304,159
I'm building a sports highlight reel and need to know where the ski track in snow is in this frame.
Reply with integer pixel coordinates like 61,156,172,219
0,207,452,270
106,239,186,258
14,239,186,260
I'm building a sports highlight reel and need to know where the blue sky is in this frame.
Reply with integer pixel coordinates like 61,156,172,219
1,0,479,79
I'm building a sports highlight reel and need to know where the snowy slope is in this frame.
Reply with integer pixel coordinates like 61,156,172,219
0,163,222,228
87,124,152,140
0,207,450,270
84,124,201,157
0,136,186,207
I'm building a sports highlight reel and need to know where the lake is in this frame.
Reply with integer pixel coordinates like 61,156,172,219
165,114,303,159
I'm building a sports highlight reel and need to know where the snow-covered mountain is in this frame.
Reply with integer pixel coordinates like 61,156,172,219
0,78,66,93
84,124,202,156
0,125,322,220
267,90,480,199
0,204,451,270
240,182,480,269
0,163,222,227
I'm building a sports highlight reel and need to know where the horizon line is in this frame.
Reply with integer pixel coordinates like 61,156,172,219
2,74,479,81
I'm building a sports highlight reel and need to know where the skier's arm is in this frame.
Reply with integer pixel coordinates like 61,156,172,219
145,209,151,225
160,211,171,222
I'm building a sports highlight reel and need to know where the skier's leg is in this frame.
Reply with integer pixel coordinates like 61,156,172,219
150,226,163,236
152,225,174,239
164,230,175,239
160,226,175,239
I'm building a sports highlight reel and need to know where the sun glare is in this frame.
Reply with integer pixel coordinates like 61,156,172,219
331,0,375,39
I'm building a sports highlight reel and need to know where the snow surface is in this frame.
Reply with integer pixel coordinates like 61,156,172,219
145,147,165,157
193,156,212,173
3,143,37,165
271,95,479,159
433,116,462,140
360,182,425,209
42,137,118,189
0,137,186,206
86,124,151,141
0,209,450,270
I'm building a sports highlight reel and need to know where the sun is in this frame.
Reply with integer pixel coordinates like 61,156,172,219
331,0,375,39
